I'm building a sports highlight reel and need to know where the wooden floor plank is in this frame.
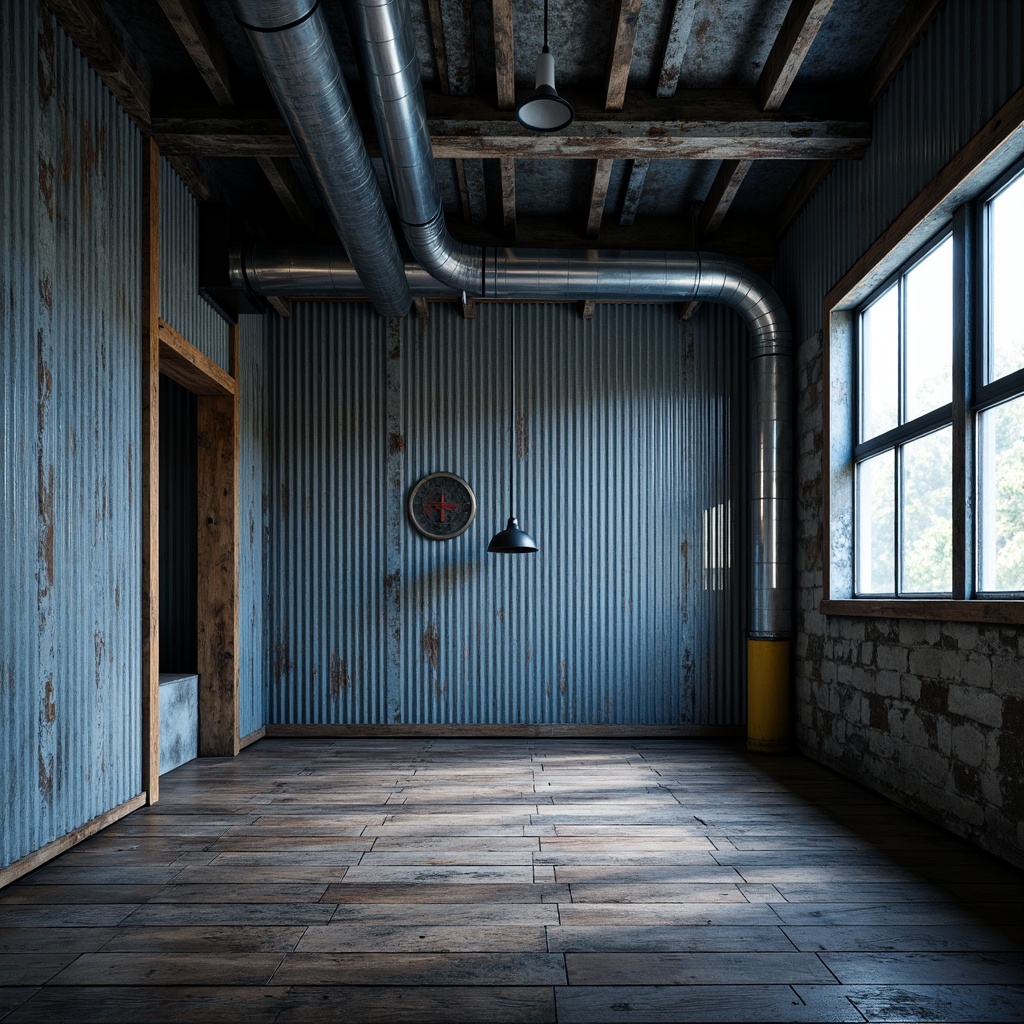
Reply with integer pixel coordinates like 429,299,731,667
0,737,1020,1021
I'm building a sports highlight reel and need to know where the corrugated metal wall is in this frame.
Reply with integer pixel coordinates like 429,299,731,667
266,301,747,726
777,0,1024,343
0,2,142,869
238,313,269,738
159,159,229,372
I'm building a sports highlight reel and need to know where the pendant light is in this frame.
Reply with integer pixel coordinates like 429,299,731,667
488,306,538,554
515,0,574,133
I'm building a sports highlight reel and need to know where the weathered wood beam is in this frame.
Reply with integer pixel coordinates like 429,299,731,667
265,296,292,318
678,300,700,320
775,158,834,237
426,0,451,91
606,0,645,112
500,158,517,238
619,158,649,226
165,154,216,204
43,0,151,128
493,0,516,110
255,156,317,231
151,92,870,161
863,0,945,108
141,139,160,806
697,158,752,238
159,319,236,396
414,298,430,325
455,159,488,225
657,0,699,98
757,0,835,111
461,293,476,319
586,159,614,240
157,0,233,106
579,300,596,319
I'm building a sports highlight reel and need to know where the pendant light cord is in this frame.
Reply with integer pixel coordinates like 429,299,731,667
509,304,517,518
543,0,549,51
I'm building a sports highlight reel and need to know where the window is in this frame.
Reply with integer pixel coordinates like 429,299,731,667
855,235,954,596
831,158,1024,614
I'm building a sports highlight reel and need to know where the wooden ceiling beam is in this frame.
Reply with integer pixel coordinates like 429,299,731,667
151,103,870,162
863,0,945,107
697,158,753,238
619,158,650,226
255,156,317,232
499,158,517,238
757,0,835,112
157,0,234,106
43,0,151,128
605,0,645,112
657,0,700,98
586,159,614,240
492,0,517,240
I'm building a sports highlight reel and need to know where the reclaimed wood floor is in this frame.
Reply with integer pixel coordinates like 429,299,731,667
1,738,1023,1022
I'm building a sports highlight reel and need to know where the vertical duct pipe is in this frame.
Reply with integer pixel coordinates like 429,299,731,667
236,0,794,748
230,0,410,316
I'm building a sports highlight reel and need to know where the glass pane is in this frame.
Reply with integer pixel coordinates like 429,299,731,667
905,236,953,421
978,395,1024,592
856,451,895,594
988,170,1024,382
860,286,898,441
901,427,952,593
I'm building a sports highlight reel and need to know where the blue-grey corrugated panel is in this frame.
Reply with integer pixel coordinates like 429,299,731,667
158,159,230,371
265,301,747,726
777,0,1024,343
158,377,197,673
238,313,269,737
266,304,389,724
0,0,142,870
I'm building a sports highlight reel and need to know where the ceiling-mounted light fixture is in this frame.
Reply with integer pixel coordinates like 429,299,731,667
488,306,538,555
515,0,574,133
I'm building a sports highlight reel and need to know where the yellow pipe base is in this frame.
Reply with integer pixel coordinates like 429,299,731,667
747,638,791,754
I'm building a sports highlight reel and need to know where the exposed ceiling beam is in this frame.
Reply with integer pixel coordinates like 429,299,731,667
605,0,645,112
757,0,835,112
265,296,292,318
774,158,834,237
619,158,650,226
166,155,216,203
151,96,870,161
255,156,317,232
697,158,753,238
657,0,700,98
157,0,233,106
43,0,151,128
492,0,515,110
499,158,517,238
586,159,614,239
579,301,596,319
863,0,945,107
456,159,488,225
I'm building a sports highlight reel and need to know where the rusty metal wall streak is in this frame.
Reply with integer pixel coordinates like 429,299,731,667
1,1,142,870
158,158,229,372
777,0,1024,344
238,313,268,738
264,300,745,726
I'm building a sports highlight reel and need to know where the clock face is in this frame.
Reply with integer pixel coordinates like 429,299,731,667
408,473,477,541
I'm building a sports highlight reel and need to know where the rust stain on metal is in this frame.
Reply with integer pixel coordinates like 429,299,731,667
329,650,349,700
36,12,54,104
387,318,402,361
422,623,440,669
388,432,406,456
94,631,105,689
38,275,52,311
79,119,106,217
58,97,72,188
272,619,293,681
127,444,133,507
681,538,689,621
43,678,55,723
249,509,256,546
515,412,528,460
558,660,568,695
37,750,53,799
37,154,54,221
497,607,504,622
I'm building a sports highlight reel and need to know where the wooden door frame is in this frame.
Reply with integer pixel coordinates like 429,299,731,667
142,141,241,806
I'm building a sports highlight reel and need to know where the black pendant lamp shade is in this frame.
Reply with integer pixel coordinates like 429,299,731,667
515,0,574,133
488,307,538,554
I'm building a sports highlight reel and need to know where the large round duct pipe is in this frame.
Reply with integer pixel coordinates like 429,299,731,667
230,0,410,316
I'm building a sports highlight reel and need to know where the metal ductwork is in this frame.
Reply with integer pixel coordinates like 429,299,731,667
230,0,410,316
234,0,793,746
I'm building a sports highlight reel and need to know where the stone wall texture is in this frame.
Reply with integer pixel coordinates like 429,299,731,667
793,330,1024,869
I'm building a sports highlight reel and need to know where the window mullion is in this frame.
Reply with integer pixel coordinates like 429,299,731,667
895,279,906,595
952,205,972,599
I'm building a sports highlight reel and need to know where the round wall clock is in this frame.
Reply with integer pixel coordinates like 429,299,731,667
408,472,477,540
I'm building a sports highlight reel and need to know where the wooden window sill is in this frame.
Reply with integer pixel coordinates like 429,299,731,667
821,598,1024,625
